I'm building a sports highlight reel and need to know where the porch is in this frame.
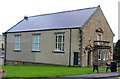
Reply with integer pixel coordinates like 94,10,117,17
93,40,112,66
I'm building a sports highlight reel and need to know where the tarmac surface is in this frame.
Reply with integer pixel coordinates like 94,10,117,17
44,72,120,79
2,72,119,79
67,72,119,79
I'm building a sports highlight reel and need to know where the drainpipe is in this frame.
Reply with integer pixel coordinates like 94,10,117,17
69,29,72,66
3,32,7,65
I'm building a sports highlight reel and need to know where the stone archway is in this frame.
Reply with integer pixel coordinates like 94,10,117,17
87,51,91,66
84,45,93,66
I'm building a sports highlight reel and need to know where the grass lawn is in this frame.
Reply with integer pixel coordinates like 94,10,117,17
3,65,106,77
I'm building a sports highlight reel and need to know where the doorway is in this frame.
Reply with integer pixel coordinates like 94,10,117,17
74,52,78,65
87,51,91,66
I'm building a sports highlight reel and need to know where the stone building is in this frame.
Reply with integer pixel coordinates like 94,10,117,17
4,6,114,67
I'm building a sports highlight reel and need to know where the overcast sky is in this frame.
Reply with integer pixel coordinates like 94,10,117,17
0,0,119,42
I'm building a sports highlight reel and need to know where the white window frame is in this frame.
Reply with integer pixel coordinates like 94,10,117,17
32,34,40,52
14,35,21,51
55,33,64,52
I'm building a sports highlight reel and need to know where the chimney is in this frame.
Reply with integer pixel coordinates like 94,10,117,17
98,5,100,7
24,16,28,20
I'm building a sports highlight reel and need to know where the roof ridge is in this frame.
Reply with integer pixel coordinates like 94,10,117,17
27,6,98,19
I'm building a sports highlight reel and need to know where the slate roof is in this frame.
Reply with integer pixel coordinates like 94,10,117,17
7,7,98,33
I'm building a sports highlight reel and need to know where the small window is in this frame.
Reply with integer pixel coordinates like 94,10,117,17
14,35,21,51
32,34,40,52
55,33,64,52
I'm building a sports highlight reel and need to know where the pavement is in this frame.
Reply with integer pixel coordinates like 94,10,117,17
44,72,120,79
5,72,119,79
66,72,120,79
0,70,119,79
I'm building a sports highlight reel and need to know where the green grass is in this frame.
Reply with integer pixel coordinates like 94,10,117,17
3,65,106,77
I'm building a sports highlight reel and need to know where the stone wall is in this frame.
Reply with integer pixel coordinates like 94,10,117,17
81,7,114,67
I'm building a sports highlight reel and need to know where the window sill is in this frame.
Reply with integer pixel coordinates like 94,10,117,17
13,50,21,52
32,50,41,52
52,50,65,53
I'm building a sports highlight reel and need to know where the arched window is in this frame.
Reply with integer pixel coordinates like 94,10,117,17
96,28,103,45
96,28,103,33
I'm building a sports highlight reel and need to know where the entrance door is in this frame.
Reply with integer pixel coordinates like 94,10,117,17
74,52,78,65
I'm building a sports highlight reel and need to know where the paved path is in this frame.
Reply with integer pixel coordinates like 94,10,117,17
45,72,120,79
1,72,120,79
67,72,119,78
15,72,119,79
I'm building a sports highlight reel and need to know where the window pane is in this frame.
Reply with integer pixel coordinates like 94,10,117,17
14,35,21,50
61,43,64,51
56,43,57,49
55,33,64,51
63,35,64,43
32,34,40,51
105,50,108,60
58,36,62,42
98,50,101,60
58,43,61,50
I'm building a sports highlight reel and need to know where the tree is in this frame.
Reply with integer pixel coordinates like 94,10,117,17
114,39,120,62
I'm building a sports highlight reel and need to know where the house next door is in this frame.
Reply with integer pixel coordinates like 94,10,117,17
74,52,78,65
